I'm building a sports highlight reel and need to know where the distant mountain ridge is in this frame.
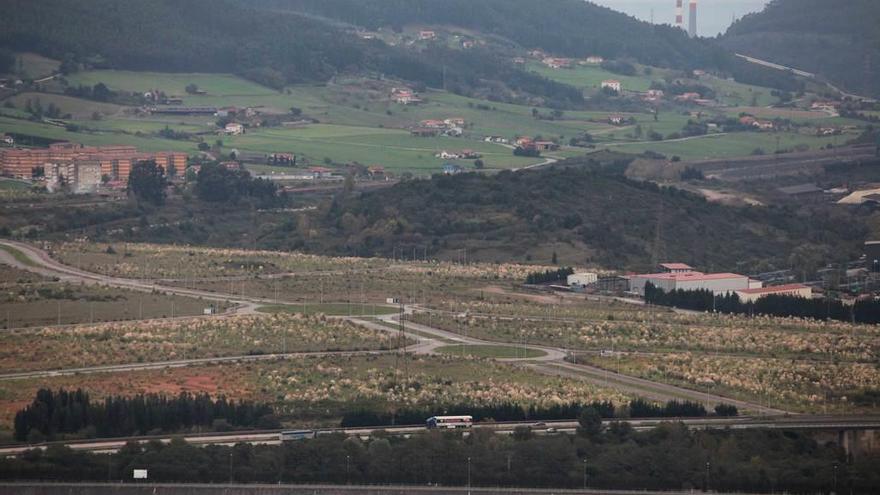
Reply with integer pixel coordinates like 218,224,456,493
721,0,880,97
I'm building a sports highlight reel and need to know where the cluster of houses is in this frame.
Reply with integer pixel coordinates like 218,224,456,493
529,49,604,69
739,115,776,131
411,118,466,137
643,89,665,102
391,87,423,105
601,80,622,93
516,136,559,152
436,149,481,160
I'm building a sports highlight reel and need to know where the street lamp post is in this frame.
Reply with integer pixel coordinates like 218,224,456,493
583,459,588,489
705,460,710,492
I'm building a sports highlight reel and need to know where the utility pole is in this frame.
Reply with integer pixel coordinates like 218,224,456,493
583,459,588,489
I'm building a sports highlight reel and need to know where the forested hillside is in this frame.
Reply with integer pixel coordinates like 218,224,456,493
722,0,880,97
243,0,728,70
0,0,582,105
255,158,863,272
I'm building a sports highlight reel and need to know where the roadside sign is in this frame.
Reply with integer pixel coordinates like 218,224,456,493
133,469,148,479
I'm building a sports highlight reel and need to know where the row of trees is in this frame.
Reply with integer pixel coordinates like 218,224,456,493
126,161,285,208
524,267,574,285
2,425,873,492
193,163,284,208
13,389,276,442
644,282,880,324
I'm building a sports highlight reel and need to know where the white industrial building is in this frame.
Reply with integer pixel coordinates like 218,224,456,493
629,271,760,296
735,284,811,304
567,272,598,290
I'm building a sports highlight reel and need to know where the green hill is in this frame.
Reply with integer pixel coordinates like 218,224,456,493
241,0,725,69
722,0,880,97
254,158,863,272
0,0,581,105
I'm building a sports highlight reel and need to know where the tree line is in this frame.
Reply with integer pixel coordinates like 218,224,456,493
644,282,880,324
2,423,875,493
14,389,277,443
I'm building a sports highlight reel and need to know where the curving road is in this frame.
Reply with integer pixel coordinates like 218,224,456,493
0,239,788,414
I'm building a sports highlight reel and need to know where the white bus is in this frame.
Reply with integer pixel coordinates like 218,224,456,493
279,430,316,441
426,415,473,429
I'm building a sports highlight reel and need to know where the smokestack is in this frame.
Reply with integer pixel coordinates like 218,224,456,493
675,0,684,29
688,0,698,38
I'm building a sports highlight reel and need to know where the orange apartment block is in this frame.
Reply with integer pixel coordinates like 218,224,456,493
0,143,186,182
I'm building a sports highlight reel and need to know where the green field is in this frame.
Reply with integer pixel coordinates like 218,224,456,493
0,179,31,192
66,70,278,97
0,116,193,152
9,92,124,119
435,344,547,359
604,131,853,160
9,53,60,80
526,62,658,93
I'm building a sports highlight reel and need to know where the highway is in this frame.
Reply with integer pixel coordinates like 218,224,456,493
0,239,788,415
0,481,773,495
1,415,878,456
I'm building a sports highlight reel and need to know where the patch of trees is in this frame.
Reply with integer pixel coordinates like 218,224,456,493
157,126,192,141
193,163,284,208
513,146,540,157
0,48,14,74
644,283,880,325
13,389,276,442
127,160,167,205
256,158,864,270
63,83,114,102
23,97,64,119
600,60,636,76
525,267,574,285
3,425,873,493
680,120,708,137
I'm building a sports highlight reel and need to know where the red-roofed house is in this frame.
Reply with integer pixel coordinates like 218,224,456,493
420,119,447,129
735,284,812,304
